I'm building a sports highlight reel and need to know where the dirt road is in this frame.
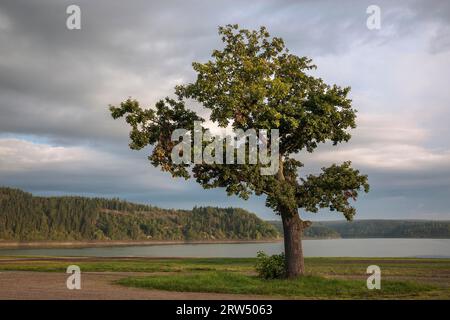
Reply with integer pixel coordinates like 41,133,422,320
0,271,275,300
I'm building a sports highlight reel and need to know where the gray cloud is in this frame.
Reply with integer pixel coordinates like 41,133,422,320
0,0,449,220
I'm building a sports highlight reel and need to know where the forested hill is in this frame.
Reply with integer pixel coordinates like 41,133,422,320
0,187,279,241
269,220,450,239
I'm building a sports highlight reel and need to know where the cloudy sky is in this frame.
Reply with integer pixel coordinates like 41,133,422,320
0,0,449,220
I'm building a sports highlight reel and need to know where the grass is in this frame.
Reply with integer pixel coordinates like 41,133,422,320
0,256,449,299
0,257,255,273
116,271,436,299
0,257,448,277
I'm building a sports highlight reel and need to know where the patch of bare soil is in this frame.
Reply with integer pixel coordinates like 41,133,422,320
0,271,278,300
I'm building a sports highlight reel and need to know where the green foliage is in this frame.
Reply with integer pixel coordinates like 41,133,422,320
255,251,286,279
297,162,369,220
109,24,369,221
0,187,279,241
110,98,202,179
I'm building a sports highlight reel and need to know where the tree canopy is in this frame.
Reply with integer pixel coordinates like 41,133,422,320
110,24,369,221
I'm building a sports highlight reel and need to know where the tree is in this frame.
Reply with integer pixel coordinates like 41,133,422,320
110,24,369,278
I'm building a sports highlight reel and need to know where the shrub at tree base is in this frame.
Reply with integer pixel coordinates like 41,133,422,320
255,251,286,279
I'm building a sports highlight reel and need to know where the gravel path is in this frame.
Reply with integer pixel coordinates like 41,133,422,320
0,271,276,300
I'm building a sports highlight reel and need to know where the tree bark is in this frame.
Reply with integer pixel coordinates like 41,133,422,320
281,213,304,278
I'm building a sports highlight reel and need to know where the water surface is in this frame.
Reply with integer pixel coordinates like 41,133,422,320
0,239,449,258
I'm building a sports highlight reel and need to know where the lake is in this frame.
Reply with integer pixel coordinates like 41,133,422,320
0,239,449,258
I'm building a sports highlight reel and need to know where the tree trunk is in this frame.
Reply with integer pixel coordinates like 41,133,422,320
281,213,304,278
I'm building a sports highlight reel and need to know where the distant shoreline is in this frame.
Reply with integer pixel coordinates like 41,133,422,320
3,236,449,250
0,239,283,249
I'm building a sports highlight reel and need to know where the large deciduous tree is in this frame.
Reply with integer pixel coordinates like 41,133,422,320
110,25,369,278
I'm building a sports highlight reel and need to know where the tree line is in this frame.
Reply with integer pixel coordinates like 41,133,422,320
0,187,279,241
269,220,450,239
